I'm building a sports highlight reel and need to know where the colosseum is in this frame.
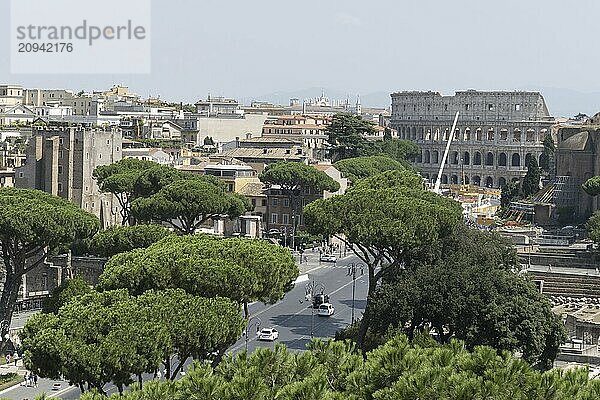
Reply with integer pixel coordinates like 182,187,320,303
390,90,556,188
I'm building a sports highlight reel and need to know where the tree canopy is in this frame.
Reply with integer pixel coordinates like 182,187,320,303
522,156,541,197
304,170,463,349
583,176,600,197
90,224,173,258
21,289,244,395
0,188,99,345
80,335,600,400
334,155,407,183
42,276,92,314
326,113,376,161
373,138,420,165
367,226,564,369
259,161,340,193
131,178,251,235
93,159,160,225
587,211,600,245
98,234,298,317
501,179,520,209
540,133,555,173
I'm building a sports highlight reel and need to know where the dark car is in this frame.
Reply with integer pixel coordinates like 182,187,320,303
312,293,330,308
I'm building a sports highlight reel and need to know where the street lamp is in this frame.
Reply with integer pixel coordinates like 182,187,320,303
244,316,261,352
346,263,364,324
302,279,325,338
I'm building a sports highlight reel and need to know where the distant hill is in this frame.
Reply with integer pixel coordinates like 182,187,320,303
249,87,600,118
251,87,391,109
521,86,600,118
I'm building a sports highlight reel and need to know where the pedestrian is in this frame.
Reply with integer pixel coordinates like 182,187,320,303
33,374,38,387
23,372,29,387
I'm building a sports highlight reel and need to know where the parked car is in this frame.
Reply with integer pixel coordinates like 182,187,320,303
320,254,337,262
317,303,335,316
257,328,279,341
312,293,330,308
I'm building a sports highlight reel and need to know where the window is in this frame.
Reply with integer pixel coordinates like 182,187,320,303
282,214,289,225
251,199,256,207
58,183,63,192
98,153,102,159
465,104,470,111
515,104,521,111
59,150,63,159
488,104,494,111
271,198,278,206
261,199,267,207
59,137,64,145
283,198,289,207
271,213,278,224
106,139,110,145
58,165,63,174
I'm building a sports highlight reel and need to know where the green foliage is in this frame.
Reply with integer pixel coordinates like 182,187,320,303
259,161,340,193
587,211,600,244
0,188,100,253
21,289,244,392
304,171,462,349
350,169,423,191
131,178,251,235
326,113,376,161
90,224,173,258
372,139,420,165
540,134,555,172
93,159,161,224
0,188,99,337
522,156,541,197
583,176,600,197
334,156,406,183
81,335,600,400
501,179,521,208
98,234,298,311
367,226,565,368
42,277,92,314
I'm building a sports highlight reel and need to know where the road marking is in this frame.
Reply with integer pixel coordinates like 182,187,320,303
294,274,309,284
232,275,366,352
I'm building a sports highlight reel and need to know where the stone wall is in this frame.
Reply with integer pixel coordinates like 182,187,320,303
390,90,555,188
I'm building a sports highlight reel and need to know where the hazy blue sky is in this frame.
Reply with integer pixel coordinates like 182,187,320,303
2,0,600,112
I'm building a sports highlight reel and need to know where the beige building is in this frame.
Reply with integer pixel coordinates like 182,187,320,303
0,85,24,107
15,125,123,227
262,115,330,157
390,90,556,188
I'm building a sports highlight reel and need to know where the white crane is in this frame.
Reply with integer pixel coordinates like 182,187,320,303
433,111,460,194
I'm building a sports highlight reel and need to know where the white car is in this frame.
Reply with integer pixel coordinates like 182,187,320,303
317,303,335,316
257,328,279,341
320,254,337,263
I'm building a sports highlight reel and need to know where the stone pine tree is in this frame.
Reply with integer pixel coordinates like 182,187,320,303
0,188,99,348
522,156,541,197
259,162,340,249
583,176,600,197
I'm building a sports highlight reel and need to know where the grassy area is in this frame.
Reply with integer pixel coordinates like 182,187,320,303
0,373,23,391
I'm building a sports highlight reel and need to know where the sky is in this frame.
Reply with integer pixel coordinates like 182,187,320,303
2,0,600,115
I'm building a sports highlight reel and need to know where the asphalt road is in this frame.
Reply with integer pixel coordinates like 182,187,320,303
2,253,368,399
